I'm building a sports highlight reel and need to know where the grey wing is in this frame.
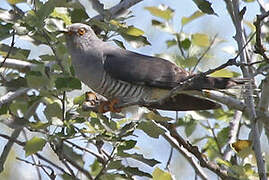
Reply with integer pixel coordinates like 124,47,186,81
103,49,189,89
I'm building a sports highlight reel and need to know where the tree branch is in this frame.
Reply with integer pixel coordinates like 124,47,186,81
0,88,30,108
223,110,242,161
153,121,208,179
158,122,237,180
229,1,266,179
0,58,37,71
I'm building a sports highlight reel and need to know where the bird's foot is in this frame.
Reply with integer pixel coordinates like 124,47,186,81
85,92,98,105
98,98,122,113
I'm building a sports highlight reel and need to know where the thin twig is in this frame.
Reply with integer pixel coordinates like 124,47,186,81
62,91,66,121
94,146,117,180
22,130,42,180
165,147,173,171
63,151,94,180
16,157,56,180
191,34,218,73
176,33,187,60
0,29,15,68
206,120,223,156
254,10,269,62
64,140,106,163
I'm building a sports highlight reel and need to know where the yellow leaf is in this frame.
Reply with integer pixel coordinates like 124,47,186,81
209,69,240,78
125,26,144,37
145,6,174,21
152,167,172,180
191,33,210,47
182,11,204,26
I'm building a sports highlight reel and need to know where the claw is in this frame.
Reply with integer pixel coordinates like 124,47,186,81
85,92,98,105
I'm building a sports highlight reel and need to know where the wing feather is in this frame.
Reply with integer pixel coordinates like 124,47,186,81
103,49,189,89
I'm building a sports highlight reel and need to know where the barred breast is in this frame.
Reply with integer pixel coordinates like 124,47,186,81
96,72,147,100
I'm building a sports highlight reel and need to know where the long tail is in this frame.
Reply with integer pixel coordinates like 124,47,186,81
186,76,248,90
146,77,247,111
145,94,220,111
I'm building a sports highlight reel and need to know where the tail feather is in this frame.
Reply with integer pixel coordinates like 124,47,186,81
145,94,220,111
187,76,249,90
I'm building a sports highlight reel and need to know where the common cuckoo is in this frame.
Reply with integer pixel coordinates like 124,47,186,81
64,23,242,112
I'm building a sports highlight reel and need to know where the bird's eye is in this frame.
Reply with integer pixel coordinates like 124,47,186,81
77,28,86,36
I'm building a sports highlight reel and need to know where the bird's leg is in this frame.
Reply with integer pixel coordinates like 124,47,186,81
98,98,122,113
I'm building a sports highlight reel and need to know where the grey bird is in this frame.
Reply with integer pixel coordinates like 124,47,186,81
64,23,242,112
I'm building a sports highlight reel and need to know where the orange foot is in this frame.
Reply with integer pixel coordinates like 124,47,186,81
98,98,122,113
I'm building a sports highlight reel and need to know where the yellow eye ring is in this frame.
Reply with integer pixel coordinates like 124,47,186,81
78,28,86,36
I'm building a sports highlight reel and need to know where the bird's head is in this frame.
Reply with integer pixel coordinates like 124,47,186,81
63,23,99,52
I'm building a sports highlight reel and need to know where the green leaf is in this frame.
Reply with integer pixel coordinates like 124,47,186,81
181,38,191,50
191,33,210,47
55,77,81,91
121,34,151,48
137,121,165,138
210,69,241,78
204,138,219,160
118,140,137,151
242,0,255,2
152,167,172,180
106,160,123,170
69,6,89,23
61,143,83,164
145,5,174,21
73,94,85,105
44,102,62,120
181,11,204,26
166,39,177,48
0,23,13,41
216,158,232,167
144,112,172,121
50,7,71,25
99,174,127,180
125,26,144,37
216,127,229,148
24,137,46,157
0,44,30,60
151,19,174,33
36,0,66,22
119,152,160,167
176,57,198,68
9,100,28,116
185,121,197,137
123,166,152,178
61,173,73,180
90,159,103,176
29,122,50,130
26,71,49,88
113,39,126,49
192,0,217,15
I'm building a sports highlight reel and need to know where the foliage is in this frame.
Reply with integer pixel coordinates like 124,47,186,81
0,0,268,180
